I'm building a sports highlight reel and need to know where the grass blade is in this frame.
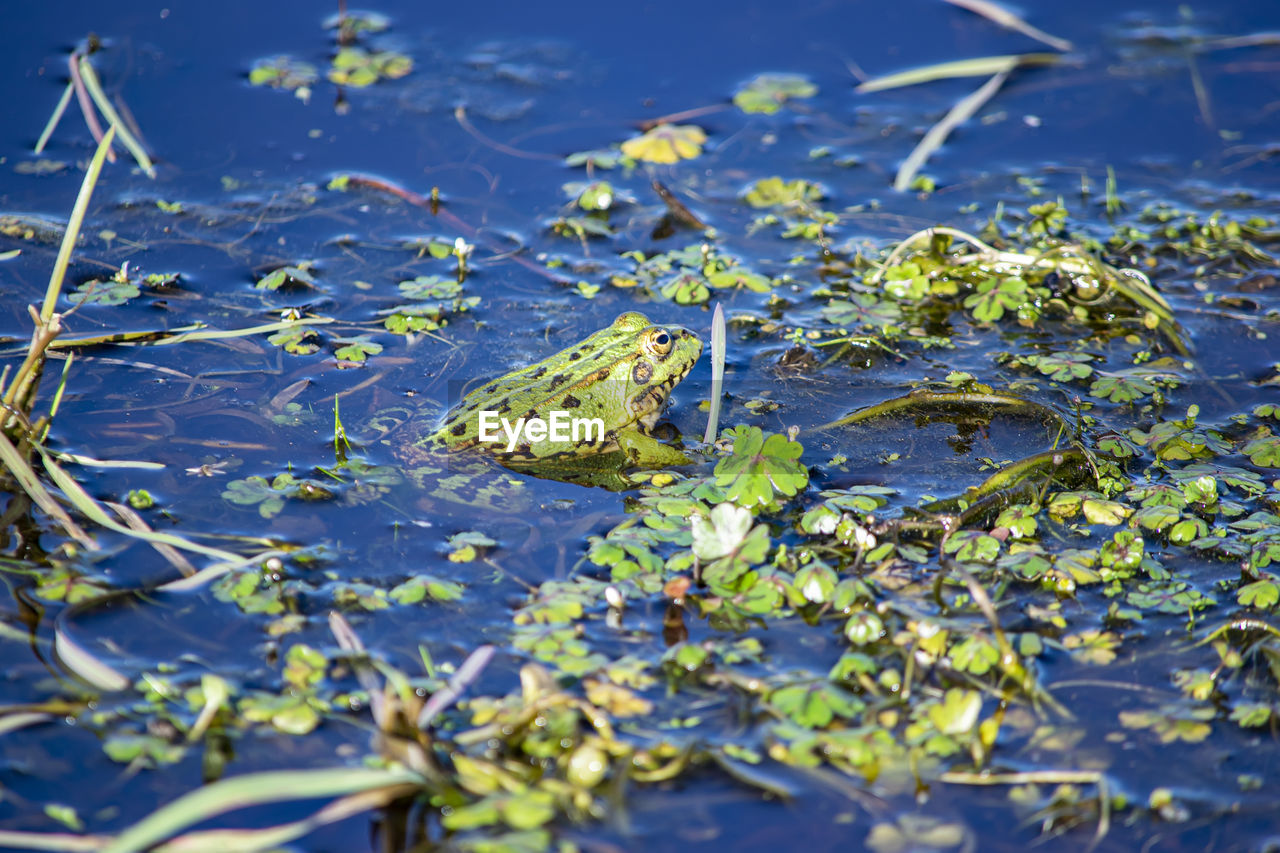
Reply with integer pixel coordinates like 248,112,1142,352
328,610,385,728
857,53,1059,93
702,303,725,445
894,70,1009,191
943,0,1073,52
0,711,53,736
34,82,75,155
0,430,96,547
0,830,105,852
101,767,422,853
68,53,110,155
53,453,165,470
43,125,116,323
105,500,198,577
37,445,243,562
77,58,156,178
54,619,130,692
154,785,417,852
49,317,335,349
418,643,496,729
157,551,286,592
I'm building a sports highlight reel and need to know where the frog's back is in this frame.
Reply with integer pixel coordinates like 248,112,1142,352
433,312,701,462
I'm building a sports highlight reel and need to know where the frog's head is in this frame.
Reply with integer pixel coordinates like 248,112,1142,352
605,312,702,429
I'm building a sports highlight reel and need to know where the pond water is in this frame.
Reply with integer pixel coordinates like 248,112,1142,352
2,0,1279,850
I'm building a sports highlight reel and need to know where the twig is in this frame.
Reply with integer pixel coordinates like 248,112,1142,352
638,103,731,131
454,105,559,161
651,179,707,230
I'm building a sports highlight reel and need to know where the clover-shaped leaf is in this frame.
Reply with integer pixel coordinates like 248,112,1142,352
267,326,322,355
1242,430,1280,468
333,334,383,363
714,426,807,507
1029,351,1094,382
390,574,466,604
822,293,903,330
67,278,140,306
733,73,817,114
1091,373,1157,404
1238,575,1279,609
743,176,823,208
256,265,320,291
769,681,862,728
384,305,443,335
248,56,318,102
398,275,461,301
1063,629,1121,665
927,688,982,736
691,503,770,583
1100,530,1144,571
994,504,1038,539
950,636,999,675
222,476,286,518
619,123,706,164
328,47,413,87
707,268,773,293
963,276,1028,323
943,530,1000,563
661,272,710,305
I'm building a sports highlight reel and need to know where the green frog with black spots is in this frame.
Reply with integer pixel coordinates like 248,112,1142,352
377,312,702,507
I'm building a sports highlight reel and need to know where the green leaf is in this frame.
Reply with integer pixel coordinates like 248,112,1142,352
576,180,615,211
733,73,817,114
1091,374,1157,404
1081,498,1131,526
248,56,318,101
769,681,862,727
1100,530,1144,571
994,504,1038,538
103,733,185,767
822,293,903,330
692,503,763,561
943,530,1000,563
328,47,413,87
398,275,460,300
707,268,773,293
1028,351,1094,382
256,265,319,291
1242,431,1280,468
333,335,383,363
619,124,707,164
661,272,710,305
67,278,140,306
962,276,1027,322
499,790,556,830
951,636,999,675
1238,576,1279,609
714,427,808,507
927,688,982,735
844,610,884,646
1062,629,1120,665
743,176,823,208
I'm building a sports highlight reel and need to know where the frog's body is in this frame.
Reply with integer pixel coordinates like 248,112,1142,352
388,312,701,502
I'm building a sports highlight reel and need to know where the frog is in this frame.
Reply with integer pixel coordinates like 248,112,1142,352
373,311,702,506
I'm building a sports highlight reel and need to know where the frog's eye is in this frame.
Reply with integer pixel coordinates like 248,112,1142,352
648,330,673,355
